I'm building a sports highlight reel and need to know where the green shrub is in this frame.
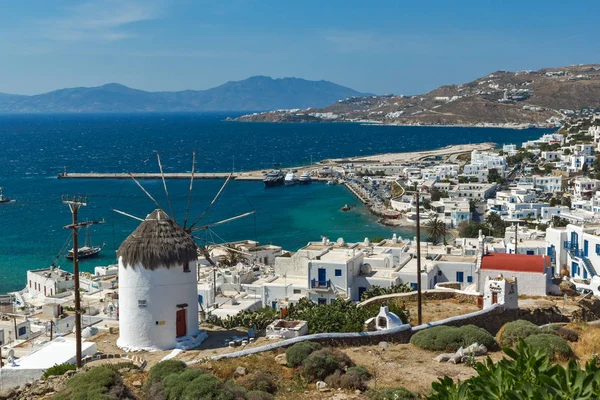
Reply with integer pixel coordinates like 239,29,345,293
246,391,275,400
145,359,187,389
286,341,322,367
497,320,539,347
313,348,354,369
54,366,130,400
43,363,76,378
163,369,205,400
179,374,234,400
302,350,342,382
366,386,420,399
410,325,497,352
524,333,573,361
347,365,372,380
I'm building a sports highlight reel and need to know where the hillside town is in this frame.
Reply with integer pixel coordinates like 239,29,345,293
4,116,600,397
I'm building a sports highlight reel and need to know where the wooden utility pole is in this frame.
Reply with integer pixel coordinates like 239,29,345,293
415,190,423,325
62,195,98,368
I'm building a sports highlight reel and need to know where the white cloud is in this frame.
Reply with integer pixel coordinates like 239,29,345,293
38,0,164,42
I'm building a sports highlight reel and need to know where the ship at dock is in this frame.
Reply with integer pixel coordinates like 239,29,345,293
263,170,285,187
284,171,297,186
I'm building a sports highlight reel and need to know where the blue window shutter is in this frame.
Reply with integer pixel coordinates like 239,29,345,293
467,276,473,283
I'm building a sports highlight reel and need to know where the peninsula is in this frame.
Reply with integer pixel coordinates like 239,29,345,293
236,64,600,127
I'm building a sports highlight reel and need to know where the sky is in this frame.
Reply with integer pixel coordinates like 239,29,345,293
0,0,599,96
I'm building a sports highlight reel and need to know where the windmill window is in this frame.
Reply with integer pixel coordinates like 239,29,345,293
183,263,190,273
138,300,147,308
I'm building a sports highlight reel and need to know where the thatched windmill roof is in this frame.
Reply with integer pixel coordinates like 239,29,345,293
117,209,198,270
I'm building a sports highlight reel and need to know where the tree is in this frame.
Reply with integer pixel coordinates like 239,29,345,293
485,212,507,237
458,221,483,238
488,168,501,184
218,244,243,267
549,197,559,207
551,216,569,227
425,216,447,245
561,196,572,208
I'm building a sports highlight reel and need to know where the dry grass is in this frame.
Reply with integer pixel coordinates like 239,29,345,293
570,323,600,363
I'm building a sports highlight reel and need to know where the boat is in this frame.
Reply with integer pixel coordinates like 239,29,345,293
284,171,297,186
66,226,103,260
263,170,285,187
326,180,337,186
0,188,13,203
298,171,312,184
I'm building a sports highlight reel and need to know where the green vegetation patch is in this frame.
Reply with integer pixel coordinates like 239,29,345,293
524,333,573,361
43,363,76,378
54,366,129,400
497,320,540,347
285,341,322,368
410,325,497,352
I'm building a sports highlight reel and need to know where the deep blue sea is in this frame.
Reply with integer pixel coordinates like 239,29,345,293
0,113,551,293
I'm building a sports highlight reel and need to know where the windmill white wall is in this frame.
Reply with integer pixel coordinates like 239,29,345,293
117,259,200,351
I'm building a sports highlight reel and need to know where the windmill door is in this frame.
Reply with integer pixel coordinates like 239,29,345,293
176,309,187,338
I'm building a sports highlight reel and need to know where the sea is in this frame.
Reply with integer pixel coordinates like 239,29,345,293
0,113,551,294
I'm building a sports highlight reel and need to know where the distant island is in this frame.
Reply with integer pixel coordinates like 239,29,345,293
236,64,600,128
0,76,369,113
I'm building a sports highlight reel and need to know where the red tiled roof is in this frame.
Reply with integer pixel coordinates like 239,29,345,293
480,253,548,273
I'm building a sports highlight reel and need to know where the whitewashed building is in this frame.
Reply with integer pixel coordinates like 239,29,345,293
26,267,74,299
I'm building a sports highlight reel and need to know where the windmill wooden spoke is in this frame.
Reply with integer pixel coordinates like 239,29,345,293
190,210,255,232
112,209,145,222
156,152,176,222
127,172,165,211
187,173,232,231
183,149,197,230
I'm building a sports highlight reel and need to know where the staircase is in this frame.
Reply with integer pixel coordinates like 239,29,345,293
175,330,208,350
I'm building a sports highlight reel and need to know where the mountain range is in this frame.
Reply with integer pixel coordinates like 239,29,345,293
0,76,369,113
237,64,600,127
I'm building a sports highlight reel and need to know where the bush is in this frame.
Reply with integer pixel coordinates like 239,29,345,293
145,359,188,389
54,366,130,400
236,373,278,394
325,368,371,391
524,333,573,361
179,373,234,400
163,369,205,400
497,320,539,347
246,391,274,400
43,363,76,378
347,365,372,380
286,341,322,367
302,350,343,382
313,348,353,369
410,325,497,352
366,386,420,399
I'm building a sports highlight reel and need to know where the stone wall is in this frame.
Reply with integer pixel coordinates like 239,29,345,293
360,289,480,307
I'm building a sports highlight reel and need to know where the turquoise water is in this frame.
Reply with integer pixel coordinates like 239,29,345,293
0,113,550,293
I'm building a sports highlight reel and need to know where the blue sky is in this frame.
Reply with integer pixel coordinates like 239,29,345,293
0,0,598,95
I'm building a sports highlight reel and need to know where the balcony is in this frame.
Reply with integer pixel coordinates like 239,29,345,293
310,279,332,289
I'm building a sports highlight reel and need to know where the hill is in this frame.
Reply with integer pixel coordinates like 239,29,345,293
0,77,368,113
236,64,600,127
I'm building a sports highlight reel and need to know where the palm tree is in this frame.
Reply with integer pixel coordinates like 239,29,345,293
425,216,447,245
219,244,244,267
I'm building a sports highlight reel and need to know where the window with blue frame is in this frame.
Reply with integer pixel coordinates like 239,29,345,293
596,244,600,255
335,269,342,277
456,271,464,282
467,276,473,283
410,283,418,290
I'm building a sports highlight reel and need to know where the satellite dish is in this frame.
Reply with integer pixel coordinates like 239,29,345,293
336,238,345,246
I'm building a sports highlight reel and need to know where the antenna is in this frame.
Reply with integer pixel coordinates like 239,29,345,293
183,149,197,230
156,152,176,221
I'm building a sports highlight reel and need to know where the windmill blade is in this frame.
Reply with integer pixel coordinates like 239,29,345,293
187,173,232,231
112,209,145,222
127,172,165,211
156,152,176,221
190,210,255,233
183,149,197,230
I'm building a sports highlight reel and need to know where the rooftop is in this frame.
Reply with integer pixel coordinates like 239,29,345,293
480,253,549,273
28,267,73,282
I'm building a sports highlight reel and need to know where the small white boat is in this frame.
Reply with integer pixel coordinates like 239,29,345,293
326,180,337,186
298,172,312,184
284,171,297,186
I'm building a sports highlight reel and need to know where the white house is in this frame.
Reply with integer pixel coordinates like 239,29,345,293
478,253,555,296
546,224,600,280
117,209,207,351
26,267,74,299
